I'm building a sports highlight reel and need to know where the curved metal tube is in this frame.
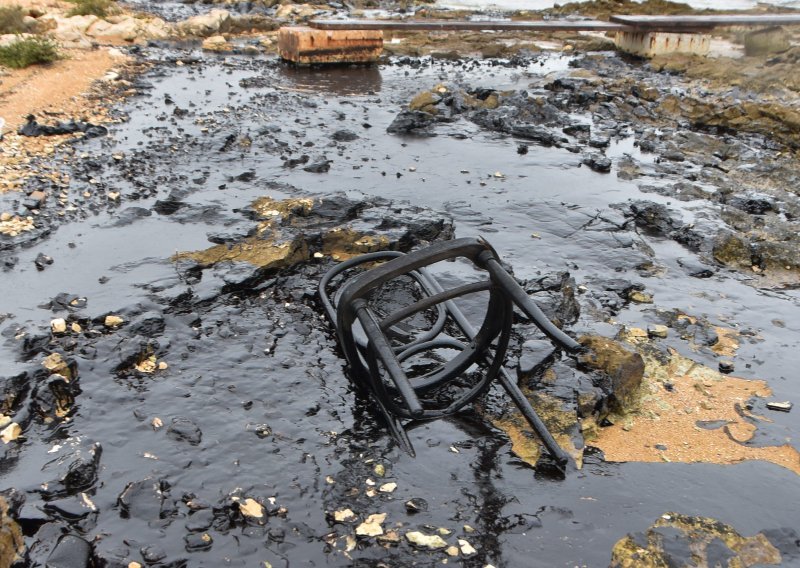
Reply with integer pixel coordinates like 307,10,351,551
318,237,577,473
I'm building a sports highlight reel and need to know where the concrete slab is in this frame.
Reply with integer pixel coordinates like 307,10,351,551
278,26,383,65
615,31,710,58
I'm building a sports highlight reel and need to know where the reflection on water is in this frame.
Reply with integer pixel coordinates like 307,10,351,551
277,63,383,96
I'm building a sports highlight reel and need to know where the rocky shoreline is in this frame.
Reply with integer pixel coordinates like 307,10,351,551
1,0,800,566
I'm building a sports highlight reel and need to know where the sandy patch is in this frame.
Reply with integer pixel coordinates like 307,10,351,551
593,344,800,475
0,47,128,192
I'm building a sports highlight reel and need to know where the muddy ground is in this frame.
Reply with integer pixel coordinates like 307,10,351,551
2,3,800,566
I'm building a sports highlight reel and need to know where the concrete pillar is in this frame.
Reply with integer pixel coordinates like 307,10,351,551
615,31,711,58
278,26,383,65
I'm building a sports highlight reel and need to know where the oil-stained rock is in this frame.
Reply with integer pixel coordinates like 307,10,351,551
31,374,77,422
577,335,644,413
167,417,202,445
611,513,784,568
386,111,436,135
118,479,168,520
0,495,24,567
174,194,453,286
46,534,92,568
40,441,102,500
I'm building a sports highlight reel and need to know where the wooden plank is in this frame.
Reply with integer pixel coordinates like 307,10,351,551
610,14,800,30
309,19,631,32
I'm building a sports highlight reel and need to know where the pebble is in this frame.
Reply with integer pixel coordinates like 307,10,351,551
333,508,356,522
34,253,54,270
237,497,264,518
1,422,22,443
405,531,448,550
51,318,67,335
104,315,124,328
766,401,792,412
355,513,386,537
458,538,478,556
647,324,668,339
184,532,213,552
629,290,654,304
405,497,428,513
718,359,735,374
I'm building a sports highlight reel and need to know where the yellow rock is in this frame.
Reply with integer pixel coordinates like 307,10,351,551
105,315,124,328
135,355,157,373
239,498,264,518
1,423,22,444
333,508,356,522
355,513,386,537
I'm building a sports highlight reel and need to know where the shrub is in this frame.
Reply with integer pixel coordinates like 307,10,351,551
0,6,27,34
0,37,60,69
66,0,117,18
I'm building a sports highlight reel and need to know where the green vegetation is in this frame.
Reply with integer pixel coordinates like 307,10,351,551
0,37,60,69
0,6,27,34
66,0,117,18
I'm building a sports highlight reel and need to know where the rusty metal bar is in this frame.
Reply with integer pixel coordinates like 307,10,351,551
309,18,632,32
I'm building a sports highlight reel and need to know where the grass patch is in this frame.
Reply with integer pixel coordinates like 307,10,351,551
66,0,117,18
0,37,60,69
0,6,27,34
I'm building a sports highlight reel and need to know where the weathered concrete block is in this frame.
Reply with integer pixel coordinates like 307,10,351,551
744,26,789,56
278,26,383,64
615,31,710,58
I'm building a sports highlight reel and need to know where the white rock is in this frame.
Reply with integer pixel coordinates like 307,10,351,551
177,10,231,38
64,15,100,34
51,318,67,334
458,538,477,556
90,17,139,41
141,18,173,40
202,34,230,52
0,33,34,47
405,531,448,550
